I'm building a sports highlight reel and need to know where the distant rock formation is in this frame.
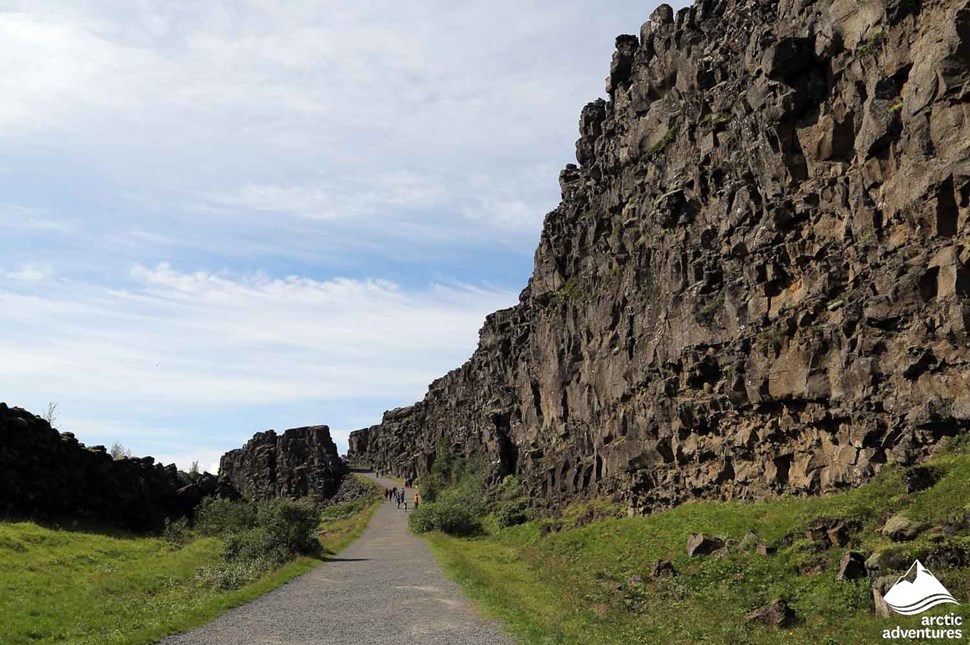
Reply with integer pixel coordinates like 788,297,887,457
0,403,231,531
219,426,345,502
350,0,970,513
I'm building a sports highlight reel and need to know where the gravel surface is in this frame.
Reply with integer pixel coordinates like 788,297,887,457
162,475,513,645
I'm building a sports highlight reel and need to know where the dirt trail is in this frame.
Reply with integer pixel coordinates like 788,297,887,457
162,474,512,645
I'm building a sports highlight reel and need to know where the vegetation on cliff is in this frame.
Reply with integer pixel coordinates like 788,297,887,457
422,438,970,643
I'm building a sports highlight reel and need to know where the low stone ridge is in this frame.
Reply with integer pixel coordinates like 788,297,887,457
219,426,345,502
0,403,230,531
350,0,970,514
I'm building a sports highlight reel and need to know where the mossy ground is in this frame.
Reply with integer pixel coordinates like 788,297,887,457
425,439,970,644
0,476,382,644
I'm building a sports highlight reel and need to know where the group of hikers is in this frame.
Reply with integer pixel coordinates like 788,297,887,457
381,478,420,512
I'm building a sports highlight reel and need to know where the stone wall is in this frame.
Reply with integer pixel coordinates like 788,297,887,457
219,426,345,502
350,0,970,514
0,403,229,531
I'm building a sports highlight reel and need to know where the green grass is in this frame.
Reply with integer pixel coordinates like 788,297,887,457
0,477,382,644
318,482,384,557
425,440,970,644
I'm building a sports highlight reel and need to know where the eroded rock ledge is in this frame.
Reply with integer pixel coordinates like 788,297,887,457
350,0,970,514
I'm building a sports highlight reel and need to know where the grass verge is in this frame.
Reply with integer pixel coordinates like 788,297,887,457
424,441,970,644
0,476,382,644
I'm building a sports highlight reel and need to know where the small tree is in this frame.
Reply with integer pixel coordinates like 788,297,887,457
110,441,133,460
189,461,201,481
41,401,59,427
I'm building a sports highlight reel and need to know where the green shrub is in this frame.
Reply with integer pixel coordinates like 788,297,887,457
408,497,482,536
435,497,482,535
495,499,529,529
255,498,320,556
197,497,320,590
222,527,282,564
421,436,463,503
408,504,440,534
162,517,190,547
194,498,257,536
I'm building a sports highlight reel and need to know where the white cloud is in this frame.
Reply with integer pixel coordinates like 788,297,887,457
4,263,53,281
0,263,516,407
0,1,666,240
0,204,71,233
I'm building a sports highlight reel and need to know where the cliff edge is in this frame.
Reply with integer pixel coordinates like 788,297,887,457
350,0,970,513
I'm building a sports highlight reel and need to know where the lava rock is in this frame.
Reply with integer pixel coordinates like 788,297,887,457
744,600,795,628
219,426,345,502
0,403,212,532
687,533,724,556
652,560,677,578
837,551,868,581
882,515,925,542
905,466,941,493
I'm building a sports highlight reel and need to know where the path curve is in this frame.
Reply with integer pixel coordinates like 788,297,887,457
162,474,512,645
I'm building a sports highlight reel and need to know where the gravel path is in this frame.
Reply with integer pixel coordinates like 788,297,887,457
162,474,512,645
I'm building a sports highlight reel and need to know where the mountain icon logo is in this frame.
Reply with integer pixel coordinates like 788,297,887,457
884,560,960,616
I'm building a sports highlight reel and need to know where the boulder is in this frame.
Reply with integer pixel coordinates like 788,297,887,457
882,515,925,542
744,600,795,628
872,576,897,618
687,533,724,557
837,552,868,581
904,466,941,493
651,560,677,578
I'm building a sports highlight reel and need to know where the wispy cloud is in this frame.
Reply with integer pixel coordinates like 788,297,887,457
0,261,517,467
3,263,53,281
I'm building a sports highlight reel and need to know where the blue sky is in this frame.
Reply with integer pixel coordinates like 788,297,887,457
0,0,682,472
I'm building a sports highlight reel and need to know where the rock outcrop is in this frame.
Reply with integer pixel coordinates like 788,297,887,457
219,426,345,502
0,403,228,531
350,0,970,514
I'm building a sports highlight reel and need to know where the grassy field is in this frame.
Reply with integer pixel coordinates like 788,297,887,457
425,440,970,644
0,477,382,645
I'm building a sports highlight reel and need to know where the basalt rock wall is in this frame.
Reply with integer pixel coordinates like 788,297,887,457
219,426,345,502
0,403,229,531
350,0,970,513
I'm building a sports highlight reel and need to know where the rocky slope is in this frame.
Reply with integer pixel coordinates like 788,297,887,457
219,426,345,502
0,403,232,531
350,0,970,513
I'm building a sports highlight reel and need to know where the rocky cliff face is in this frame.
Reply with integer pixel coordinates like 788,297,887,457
219,426,345,502
0,403,231,531
350,0,970,513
